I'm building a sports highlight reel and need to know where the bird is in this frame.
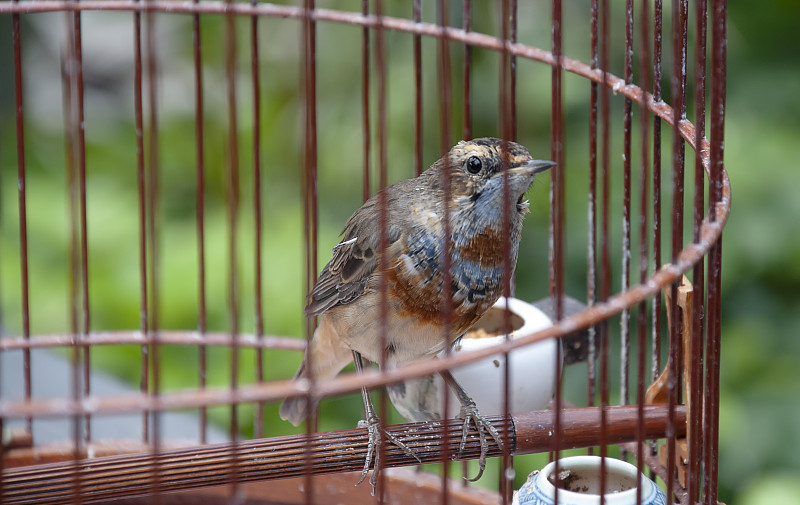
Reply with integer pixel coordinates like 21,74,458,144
279,137,555,493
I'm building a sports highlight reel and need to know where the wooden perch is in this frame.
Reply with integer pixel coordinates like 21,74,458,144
1,405,684,505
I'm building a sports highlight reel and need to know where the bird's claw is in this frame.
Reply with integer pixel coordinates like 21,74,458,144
457,400,504,482
356,414,421,495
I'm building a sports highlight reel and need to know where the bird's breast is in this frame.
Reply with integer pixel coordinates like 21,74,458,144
387,224,516,337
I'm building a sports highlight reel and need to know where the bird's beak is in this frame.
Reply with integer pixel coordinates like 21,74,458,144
506,159,557,176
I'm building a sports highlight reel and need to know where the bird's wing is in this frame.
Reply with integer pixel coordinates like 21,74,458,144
304,197,402,317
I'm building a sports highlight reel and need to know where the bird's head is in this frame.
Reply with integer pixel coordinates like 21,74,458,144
432,138,555,221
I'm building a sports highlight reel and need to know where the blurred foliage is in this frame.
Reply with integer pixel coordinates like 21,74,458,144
1,1,799,504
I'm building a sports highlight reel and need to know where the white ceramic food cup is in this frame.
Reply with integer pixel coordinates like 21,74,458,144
438,296,557,418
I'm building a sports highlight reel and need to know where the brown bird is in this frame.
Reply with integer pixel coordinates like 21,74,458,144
280,138,554,492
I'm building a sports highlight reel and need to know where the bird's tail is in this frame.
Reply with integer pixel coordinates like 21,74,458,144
279,318,353,426
279,362,317,426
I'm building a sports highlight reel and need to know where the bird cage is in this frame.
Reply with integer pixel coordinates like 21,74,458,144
0,1,729,505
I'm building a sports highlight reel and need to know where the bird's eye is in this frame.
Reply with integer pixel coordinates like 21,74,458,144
466,156,482,174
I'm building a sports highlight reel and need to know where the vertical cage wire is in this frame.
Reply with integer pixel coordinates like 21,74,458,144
0,1,729,504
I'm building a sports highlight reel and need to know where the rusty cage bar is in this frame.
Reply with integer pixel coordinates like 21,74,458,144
0,1,728,505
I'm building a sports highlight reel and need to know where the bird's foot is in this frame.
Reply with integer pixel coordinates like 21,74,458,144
456,400,505,482
356,414,421,495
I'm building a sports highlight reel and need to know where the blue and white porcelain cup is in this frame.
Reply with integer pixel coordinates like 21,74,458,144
514,456,667,505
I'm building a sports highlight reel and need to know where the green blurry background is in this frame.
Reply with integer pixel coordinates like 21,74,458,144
1,1,798,504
